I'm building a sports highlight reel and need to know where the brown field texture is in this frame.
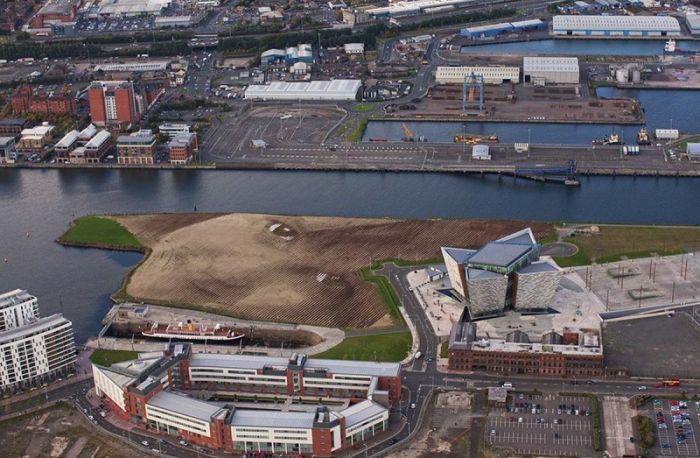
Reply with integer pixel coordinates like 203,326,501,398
116,213,554,328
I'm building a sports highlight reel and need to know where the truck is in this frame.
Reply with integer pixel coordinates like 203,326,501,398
656,378,681,388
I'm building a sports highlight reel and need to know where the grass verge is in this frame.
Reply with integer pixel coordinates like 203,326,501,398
348,117,369,142
90,349,139,366
59,216,143,251
369,256,442,271
440,341,449,358
313,331,412,362
635,414,656,452
351,103,374,113
358,266,405,326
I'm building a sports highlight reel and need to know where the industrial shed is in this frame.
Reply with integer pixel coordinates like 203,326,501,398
523,57,579,85
687,15,700,36
461,19,544,39
436,66,520,84
244,80,362,101
552,15,681,37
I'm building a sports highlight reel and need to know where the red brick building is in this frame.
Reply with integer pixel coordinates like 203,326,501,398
168,132,198,164
116,131,156,165
11,85,76,116
88,81,141,128
30,0,78,29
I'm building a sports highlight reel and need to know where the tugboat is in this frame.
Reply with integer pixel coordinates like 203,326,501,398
636,127,652,146
605,132,623,145
453,134,499,144
664,39,677,54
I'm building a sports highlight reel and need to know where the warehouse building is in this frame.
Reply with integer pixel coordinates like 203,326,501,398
97,0,171,16
436,66,520,85
552,15,681,37
245,80,362,101
687,14,700,36
367,0,474,19
154,15,192,28
461,19,545,39
687,143,700,161
523,56,579,84
92,344,398,455
260,49,286,65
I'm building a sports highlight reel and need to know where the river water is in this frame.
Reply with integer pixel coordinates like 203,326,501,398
1,169,700,341
461,38,700,56
3,39,700,342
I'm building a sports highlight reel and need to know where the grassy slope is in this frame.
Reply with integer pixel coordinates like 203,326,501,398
90,349,139,366
557,226,700,266
60,216,143,250
358,267,406,326
313,332,412,362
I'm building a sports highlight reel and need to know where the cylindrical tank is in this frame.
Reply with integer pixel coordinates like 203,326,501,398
616,69,628,83
632,69,641,84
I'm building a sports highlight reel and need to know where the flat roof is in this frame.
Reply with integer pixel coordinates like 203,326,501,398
523,56,579,73
85,130,112,149
0,289,34,310
229,408,316,429
95,365,135,388
518,260,560,274
190,353,289,370
468,242,532,267
688,15,700,28
148,391,226,422
245,80,362,100
341,400,387,428
466,268,503,281
304,358,400,378
553,15,681,31
117,134,155,144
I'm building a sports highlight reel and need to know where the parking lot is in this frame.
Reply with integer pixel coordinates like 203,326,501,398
643,398,700,457
487,392,596,457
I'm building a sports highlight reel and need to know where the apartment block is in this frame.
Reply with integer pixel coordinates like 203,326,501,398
88,81,141,128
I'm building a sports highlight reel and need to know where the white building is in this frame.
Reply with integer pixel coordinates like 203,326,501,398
0,289,39,332
687,15,700,35
523,57,579,85
154,15,193,28
0,314,75,392
435,66,520,85
244,80,362,101
94,61,170,73
158,123,190,139
343,43,365,55
552,15,681,37
146,391,228,437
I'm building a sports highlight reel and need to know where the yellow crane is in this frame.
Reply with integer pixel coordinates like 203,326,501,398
402,122,414,141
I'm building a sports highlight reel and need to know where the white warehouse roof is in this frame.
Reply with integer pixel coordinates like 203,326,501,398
687,14,700,30
245,80,362,101
523,56,579,73
552,15,681,32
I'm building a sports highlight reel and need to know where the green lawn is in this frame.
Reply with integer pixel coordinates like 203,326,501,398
558,226,700,266
60,216,143,250
89,349,139,366
313,332,412,362
351,103,374,113
348,117,369,142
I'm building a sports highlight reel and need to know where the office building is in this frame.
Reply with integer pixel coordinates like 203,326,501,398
82,130,113,163
11,85,76,116
93,345,398,455
168,132,197,164
0,119,30,138
54,129,80,162
0,137,17,164
552,15,681,37
523,57,580,85
436,66,520,85
116,131,156,165
88,81,141,128
16,122,55,157
441,228,562,318
158,123,190,139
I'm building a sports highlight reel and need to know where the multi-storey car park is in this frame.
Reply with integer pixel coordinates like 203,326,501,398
92,344,400,455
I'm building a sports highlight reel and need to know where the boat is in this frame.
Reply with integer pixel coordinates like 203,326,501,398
369,138,387,142
664,39,676,53
636,127,651,146
605,132,623,145
453,134,499,144
142,322,244,342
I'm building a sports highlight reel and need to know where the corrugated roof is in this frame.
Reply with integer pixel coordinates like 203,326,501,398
229,409,316,429
553,15,680,32
147,391,225,422
84,130,111,149
55,130,79,148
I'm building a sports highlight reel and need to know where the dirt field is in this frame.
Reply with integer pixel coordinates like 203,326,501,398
116,213,554,329
0,403,136,458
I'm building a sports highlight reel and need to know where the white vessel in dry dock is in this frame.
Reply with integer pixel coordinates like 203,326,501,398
142,321,243,342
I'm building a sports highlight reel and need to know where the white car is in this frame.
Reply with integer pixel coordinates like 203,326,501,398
141,441,149,447
410,403,416,409
638,385,647,390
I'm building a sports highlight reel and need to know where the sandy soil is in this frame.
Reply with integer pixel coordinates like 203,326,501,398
117,213,554,328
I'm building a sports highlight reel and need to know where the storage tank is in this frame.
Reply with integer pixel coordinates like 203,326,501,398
616,69,628,83
631,69,641,84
